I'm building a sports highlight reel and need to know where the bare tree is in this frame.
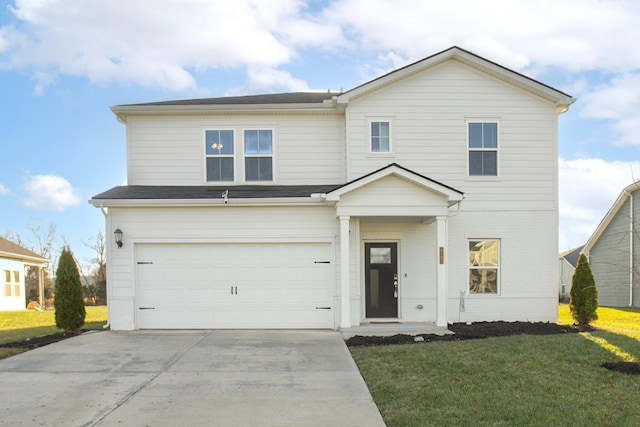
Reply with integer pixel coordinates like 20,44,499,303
82,230,107,305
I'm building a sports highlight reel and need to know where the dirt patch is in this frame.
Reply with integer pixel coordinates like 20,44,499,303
345,321,581,346
0,331,82,350
601,362,640,375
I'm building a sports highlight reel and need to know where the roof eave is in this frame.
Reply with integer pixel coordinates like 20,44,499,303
90,197,325,208
111,101,340,122
337,46,575,108
583,181,640,253
0,251,49,265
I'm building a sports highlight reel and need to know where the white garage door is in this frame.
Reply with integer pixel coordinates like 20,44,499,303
135,243,333,329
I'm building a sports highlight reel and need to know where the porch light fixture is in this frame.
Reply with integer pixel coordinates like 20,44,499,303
114,227,123,248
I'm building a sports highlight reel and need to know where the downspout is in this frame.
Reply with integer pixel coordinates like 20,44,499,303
629,192,634,307
99,203,111,329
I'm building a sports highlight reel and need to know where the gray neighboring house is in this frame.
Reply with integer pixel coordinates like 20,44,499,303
558,245,584,301
583,181,640,307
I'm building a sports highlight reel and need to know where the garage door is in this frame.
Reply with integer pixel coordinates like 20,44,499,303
135,243,333,329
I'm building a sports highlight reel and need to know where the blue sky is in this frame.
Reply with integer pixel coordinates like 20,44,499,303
1,0,639,269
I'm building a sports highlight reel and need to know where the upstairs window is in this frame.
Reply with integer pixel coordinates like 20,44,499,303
468,122,498,176
244,130,273,181
370,121,390,153
468,240,499,294
3,270,20,297
205,130,234,182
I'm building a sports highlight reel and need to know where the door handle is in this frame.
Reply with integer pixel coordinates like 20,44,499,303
393,273,398,298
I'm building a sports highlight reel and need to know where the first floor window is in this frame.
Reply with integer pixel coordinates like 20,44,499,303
468,240,499,294
244,129,273,181
3,270,20,297
370,121,390,153
468,122,498,176
205,130,234,181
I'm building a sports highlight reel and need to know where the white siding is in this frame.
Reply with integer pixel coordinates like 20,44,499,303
126,114,345,185
345,60,559,211
446,209,558,323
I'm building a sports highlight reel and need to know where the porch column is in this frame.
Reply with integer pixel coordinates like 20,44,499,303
436,215,448,327
340,215,351,328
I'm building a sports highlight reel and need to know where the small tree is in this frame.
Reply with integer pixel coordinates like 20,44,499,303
569,253,598,326
54,247,86,332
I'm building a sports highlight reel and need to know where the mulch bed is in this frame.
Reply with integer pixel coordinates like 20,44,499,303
601,362,640,374
0,331,82,350
345,321,581,347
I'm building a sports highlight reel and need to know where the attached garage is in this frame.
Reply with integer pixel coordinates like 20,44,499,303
135,242,334,329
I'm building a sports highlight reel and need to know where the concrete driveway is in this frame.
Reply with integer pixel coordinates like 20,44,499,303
0,330,385,427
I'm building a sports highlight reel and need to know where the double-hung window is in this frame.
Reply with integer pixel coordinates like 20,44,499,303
468,122,498,176
468,240,499,294
3,270,20,297
370,121,391,153
205,130,234,182
244,130,273,181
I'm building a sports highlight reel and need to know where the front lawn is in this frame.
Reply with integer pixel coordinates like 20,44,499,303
351,305,640,426
0,306,107,359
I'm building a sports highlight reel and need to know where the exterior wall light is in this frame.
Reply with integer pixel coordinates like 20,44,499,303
114,227,123,248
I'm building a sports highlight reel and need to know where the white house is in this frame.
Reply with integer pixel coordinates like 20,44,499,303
91,46,574,330
0,237,49,311
583,181,640,307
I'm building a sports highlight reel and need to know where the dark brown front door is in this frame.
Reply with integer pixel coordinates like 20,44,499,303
365,242,398,318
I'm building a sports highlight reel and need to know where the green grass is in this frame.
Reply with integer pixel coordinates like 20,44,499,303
0,306,107,359
351,306,640,427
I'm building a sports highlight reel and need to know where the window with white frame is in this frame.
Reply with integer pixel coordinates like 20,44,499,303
468,122,498,176
205,130,234,182
370,121,391,153
468,240,499,294
244,129,273,181
3,270,20,297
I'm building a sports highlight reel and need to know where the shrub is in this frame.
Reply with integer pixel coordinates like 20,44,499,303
54,247,86,332
569,254,598,325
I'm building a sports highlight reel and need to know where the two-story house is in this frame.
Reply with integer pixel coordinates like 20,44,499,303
91,46,574,330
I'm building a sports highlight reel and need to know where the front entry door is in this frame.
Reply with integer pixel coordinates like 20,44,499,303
365,242,398,318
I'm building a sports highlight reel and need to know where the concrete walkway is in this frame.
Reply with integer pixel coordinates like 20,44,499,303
0,330,385,427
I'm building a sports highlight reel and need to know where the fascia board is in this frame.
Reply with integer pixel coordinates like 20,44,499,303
0,251,49,264
111,103,339,122
337,47,575,108
325,167,463,203
89,197,325,208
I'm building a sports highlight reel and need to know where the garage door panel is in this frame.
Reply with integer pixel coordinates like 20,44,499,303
136,243,333,329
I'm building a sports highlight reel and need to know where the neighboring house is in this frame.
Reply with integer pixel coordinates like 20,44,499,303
558,245,585,301
583,181,640,307
91,46,574,330
0,237,49,311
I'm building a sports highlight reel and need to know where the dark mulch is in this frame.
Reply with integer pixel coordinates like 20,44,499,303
601,362,640,375
0,331,82,350
345,321,582,347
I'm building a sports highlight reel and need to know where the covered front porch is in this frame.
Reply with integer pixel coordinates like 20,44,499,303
323,164,464,330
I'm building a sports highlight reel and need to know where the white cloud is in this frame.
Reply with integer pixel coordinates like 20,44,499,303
246,66,310,92
20,174,81,211
0,183,9,195
3,0,640,96
558,157,640,250
578,73,640,146
1,0,319,92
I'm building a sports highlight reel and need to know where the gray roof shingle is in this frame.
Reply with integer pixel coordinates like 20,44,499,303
122,92,339,107
92,185,342,200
